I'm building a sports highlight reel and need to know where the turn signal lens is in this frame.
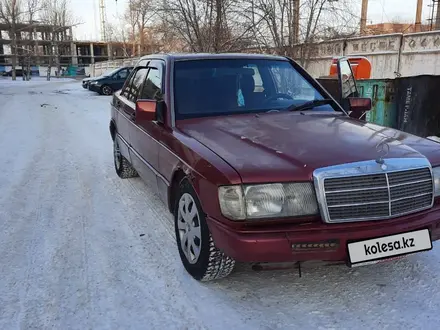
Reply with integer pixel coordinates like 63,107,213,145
218,185,245,220
433,167,440,197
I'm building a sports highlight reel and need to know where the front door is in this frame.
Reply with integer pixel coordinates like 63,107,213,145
129,61,166,193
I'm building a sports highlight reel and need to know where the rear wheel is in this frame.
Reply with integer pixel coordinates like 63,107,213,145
101,85,113,96
113,139,138,179
174,179,235,281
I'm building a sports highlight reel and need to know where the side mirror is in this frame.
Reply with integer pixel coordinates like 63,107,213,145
347,97,372,119
337,57,361,112
348,97,372,116
135,100,156,122
135,99,166,124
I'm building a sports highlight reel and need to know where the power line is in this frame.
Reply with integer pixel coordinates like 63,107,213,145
378,0,391,23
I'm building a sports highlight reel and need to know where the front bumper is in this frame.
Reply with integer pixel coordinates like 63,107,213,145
82,81,89,89
207,205,440,263
88,83,101,93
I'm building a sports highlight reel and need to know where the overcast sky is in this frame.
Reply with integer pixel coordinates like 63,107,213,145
71,0,431,41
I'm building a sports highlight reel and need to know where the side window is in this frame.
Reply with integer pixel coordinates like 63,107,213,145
127,68,149,102
140,65,163,100
117,69,129,80
121,70,136,98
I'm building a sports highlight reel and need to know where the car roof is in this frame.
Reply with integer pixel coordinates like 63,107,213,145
138,53,289,62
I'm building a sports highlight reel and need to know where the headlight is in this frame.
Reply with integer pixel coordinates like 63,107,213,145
218,183,318,220
90,81,98,85
432,167,440,197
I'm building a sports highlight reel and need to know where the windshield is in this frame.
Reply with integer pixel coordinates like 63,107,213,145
174,59,335,119
103,68,121,77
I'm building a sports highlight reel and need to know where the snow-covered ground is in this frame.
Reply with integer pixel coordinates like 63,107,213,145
1,79,440,330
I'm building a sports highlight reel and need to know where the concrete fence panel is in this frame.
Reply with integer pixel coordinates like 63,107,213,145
344,34,402,79
400,31,440,77
89,32,440,79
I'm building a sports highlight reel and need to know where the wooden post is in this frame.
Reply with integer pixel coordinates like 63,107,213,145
415,0,423,32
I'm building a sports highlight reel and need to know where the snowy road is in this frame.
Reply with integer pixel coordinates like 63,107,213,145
1,79,440,330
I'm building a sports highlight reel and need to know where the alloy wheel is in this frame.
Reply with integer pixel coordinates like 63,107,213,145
102,86,112,95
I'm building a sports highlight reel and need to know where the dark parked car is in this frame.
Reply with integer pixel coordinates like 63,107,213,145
2,69,26,77
87,66,133,95
110,53,440,281
82,77,93,89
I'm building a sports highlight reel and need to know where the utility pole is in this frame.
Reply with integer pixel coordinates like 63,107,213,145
415,0,423,32
436,0,440,29
360,0,369,35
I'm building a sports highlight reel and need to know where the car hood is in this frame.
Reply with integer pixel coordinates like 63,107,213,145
87,75,108,82
178,112,440,183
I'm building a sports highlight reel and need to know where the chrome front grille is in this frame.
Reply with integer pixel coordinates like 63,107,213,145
314,159,434,223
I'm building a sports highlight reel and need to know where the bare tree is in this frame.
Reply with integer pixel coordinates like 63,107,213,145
124,0,139,56
0,0,24,80
106,21,132,57
111,0,358,59
153,20,185,52
40,0,73,80
25,0,38,21
238,0,358,65
130,0,155,54
298,0,359,67
157,0,246,52
22,0,42,80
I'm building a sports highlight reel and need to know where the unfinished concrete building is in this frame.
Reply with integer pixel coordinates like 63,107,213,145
0,22,139,75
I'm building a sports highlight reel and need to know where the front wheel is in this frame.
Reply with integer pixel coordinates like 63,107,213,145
101,85,113,96
174,179,235,281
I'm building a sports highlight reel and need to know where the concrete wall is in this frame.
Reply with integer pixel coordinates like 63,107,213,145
91,58,140,77
400,31,440,76
89,31,440,79
301,31,440,79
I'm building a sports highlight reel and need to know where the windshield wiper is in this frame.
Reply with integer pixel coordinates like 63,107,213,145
285,99,334,112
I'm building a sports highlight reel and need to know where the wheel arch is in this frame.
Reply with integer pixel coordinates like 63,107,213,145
167,165,205,214
168,168,187,213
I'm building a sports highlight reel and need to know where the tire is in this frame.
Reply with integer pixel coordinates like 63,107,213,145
101,85,113,96
113,138,138,179
174,179,235,281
